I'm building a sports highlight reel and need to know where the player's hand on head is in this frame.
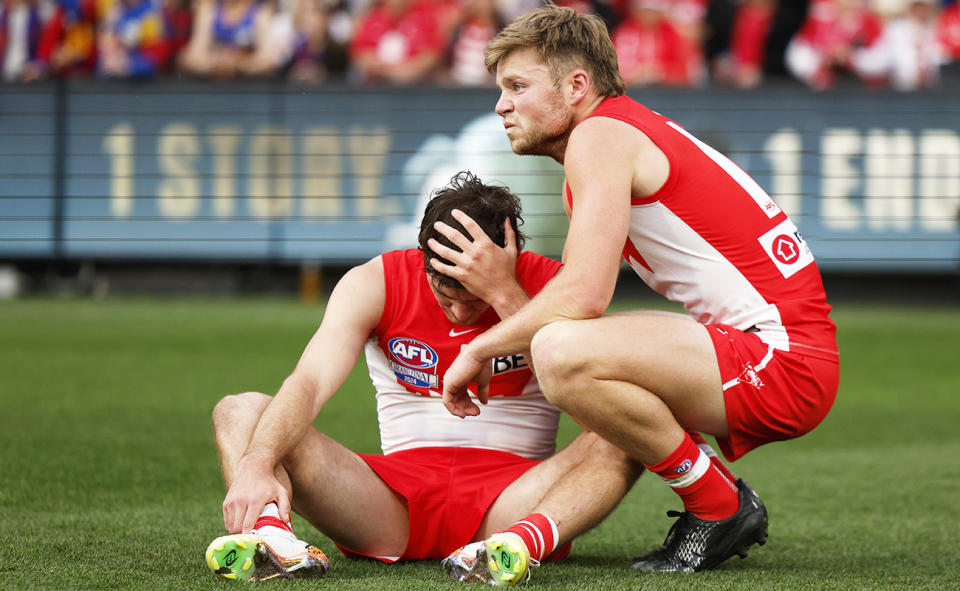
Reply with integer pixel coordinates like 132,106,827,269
428,210,519,301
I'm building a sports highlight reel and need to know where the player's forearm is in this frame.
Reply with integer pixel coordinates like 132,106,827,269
240,374,320,468
485,281,530,321
469,267,606,359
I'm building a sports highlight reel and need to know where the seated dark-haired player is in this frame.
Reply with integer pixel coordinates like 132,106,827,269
204,172,643,584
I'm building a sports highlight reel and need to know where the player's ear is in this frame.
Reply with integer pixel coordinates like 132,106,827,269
568,69,590,105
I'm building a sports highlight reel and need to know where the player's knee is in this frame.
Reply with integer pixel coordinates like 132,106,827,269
530,321,591,404
212,391,269,428
530,321,574,379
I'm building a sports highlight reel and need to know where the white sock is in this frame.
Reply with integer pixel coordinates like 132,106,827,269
254,502,294,537
260,502,281,519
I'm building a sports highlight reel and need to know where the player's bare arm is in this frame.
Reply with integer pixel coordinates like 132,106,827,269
222,258,385,534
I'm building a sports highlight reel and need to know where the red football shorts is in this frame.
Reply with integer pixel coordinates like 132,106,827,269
706,324,839,462
336,446,539,562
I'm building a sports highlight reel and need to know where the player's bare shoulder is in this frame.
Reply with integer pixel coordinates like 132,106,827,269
325,255,386,330
338,255,385,291
566,116,668,198
571,114,647,149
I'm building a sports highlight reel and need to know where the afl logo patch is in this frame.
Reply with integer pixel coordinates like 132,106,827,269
387,337,439,389
674,459,693,475
388,337,437,369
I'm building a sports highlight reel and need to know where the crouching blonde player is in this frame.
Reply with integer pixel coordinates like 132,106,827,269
204,172,643,584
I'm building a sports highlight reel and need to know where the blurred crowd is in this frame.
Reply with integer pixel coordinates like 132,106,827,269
2,0,959,90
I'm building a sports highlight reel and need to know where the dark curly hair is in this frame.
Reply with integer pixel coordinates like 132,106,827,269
418,171,526,290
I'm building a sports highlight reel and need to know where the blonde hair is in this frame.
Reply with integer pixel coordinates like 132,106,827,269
485,4,625,98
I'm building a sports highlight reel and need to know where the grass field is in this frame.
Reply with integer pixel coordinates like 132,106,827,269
1,297,959,590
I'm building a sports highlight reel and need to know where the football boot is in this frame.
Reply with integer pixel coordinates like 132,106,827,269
442,533,537,586
206,530,330,581
629,478,768,573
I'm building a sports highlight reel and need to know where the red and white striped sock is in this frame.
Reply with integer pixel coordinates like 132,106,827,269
686,429,738,484
501,513,559,562
253,501,294,535
646,434,740,521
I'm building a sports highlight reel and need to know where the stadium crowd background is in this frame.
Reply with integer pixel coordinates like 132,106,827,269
1,0,959,90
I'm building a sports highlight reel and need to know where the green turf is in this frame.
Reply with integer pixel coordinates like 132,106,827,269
1,297,959,590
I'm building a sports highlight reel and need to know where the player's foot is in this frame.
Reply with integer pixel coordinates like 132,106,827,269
442,533,538,586
629,478,768,573
205,530,330,582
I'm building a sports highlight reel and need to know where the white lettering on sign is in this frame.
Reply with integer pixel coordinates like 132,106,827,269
101,123,391,221
103,122,134,217
817,127,960,232
918,130,960,232
248,125,294,218
763,128,802,218
820,128,861,231
208,125,242,218
157,123,201,218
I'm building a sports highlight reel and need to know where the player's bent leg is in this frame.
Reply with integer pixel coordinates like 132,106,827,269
478,431,642,540
281,428,410,560
209,392,409,575
209,393,332,581
529,313,727,462
530,312,729,434
529,314,769,572
444,433,643,585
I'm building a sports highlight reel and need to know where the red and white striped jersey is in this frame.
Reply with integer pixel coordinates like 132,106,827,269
568,96,838,362
364,248,563,459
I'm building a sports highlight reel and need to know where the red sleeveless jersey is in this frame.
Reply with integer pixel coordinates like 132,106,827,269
364,248,563,459
568,96,838,362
